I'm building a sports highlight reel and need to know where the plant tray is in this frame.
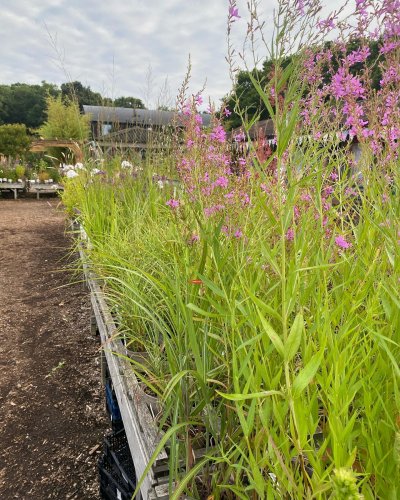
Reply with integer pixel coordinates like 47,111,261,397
103,429,136,492
98,453,135,500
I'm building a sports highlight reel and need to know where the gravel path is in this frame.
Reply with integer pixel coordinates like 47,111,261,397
0,197,109,499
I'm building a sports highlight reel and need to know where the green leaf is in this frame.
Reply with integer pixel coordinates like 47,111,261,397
171,455,215,500
248,72,275,120
293,349,324,397
258,311,284,357
186,302,220,318
285,313,303,362
131,421,194,499
197,274,226,298
216,389,283,401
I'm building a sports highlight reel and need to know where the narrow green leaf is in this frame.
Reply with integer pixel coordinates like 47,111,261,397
248,72,275,120
186,302,220,318
293,349,324,397
216,390,283,401
258,311,284,357
171,455,215,500
285,312,303,362
131,422,194,499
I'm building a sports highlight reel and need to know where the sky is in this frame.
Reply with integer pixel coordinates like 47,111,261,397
0,0,278,109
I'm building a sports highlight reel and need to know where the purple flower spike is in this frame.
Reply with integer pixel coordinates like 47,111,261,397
335,235,351,249
166,199,180,209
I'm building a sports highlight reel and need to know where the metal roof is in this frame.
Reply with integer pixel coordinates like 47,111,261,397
83,105,211,127
229,119,275,140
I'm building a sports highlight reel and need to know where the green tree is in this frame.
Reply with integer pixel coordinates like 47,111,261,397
113,96,146,109
0,82,59,129
0,85,11,125
39,96,90,161
223,38,384,131
40,95,90,141
223,62,274,130
0,124,31,158
61,81,103,110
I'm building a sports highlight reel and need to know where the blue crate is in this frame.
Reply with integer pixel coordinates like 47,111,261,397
105,379,122,424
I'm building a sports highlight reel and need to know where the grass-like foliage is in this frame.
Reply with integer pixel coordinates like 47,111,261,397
63,0,400,497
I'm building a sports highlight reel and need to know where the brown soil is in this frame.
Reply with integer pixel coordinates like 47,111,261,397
0,197,109,499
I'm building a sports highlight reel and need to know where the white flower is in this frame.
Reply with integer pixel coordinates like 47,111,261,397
63,164,75,171
91,168,100,175
66,170,79,178
121,160,133,168
157,180,164,189
75,162,85,170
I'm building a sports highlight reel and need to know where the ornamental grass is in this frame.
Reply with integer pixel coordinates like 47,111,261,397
63,1,399,497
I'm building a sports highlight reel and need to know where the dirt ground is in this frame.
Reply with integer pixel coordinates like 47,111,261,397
0,195,110,499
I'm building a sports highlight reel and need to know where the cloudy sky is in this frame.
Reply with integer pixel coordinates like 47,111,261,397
0,0,278,108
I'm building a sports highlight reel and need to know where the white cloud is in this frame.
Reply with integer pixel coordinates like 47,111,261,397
0,0,291,107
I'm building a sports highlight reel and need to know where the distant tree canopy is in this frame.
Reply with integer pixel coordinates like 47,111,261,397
223,39,383,130
0,123,31,158
0,81,145,130
60,81,107,110
0,82,58,129
223,60,274,130
113,96,146,109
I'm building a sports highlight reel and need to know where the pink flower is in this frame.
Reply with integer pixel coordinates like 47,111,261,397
317,17,336,31
224,191,235,199
210,125,226,143
331,68,365,99
166,199,180,209
335,235,351,249
223,107,231,117
215,176,229,188
346,46,370,65
234,131,245,142
286,228,295,241
234,229,243,239
194,94,203,106
189,233,200,244
228,2,240,19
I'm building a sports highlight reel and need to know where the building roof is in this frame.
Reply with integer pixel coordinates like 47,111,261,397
230,119,275,141
83,105,211,128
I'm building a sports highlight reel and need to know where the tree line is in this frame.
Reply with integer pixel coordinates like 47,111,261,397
223,39,383,129
0,80,145,130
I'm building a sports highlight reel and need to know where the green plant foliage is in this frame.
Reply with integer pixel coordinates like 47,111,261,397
39,95,90,142
61,1,400,498
0,82,59,129
0,124,31,158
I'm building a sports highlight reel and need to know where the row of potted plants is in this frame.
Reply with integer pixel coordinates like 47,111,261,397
63,1,400,497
